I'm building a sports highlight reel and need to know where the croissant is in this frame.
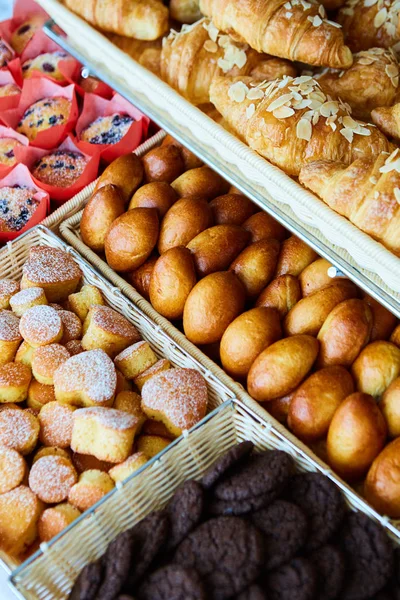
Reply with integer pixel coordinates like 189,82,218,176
299,150,400,255
372,102,400,142
209,74,391,176
198,0,353,68
64,0,169,40
317,48,400,121
161,19,296,105
169,0,202,23
337,0,400,52
107,34,162,76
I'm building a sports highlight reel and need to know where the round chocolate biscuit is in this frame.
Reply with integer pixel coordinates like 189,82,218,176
339,512,394,600
69,558,104,600
265,557,317,600
138,565,206,600
309,544,345,600
96,530,134,600
174,516,264,600
212,450,293,512
236,584,267,600
166,480,204,550
287,473,346,551
251,500,308,570
200,441,254,489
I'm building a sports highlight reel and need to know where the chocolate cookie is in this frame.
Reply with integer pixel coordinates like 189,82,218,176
235,584,267,600
138,565,206,600
393,548,400,600
69,558,103,600
287,473,346,551
166,480,204,550
251,500,308,570
200,441,254,489
309,544,345,600
339,512,394,600
174,516,264,599
96,530,134,600
124,511,169,588
211,450,293,515
265,557,317,600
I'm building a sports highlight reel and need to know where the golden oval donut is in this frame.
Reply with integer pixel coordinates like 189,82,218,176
29,455,78,503
19,305,63,348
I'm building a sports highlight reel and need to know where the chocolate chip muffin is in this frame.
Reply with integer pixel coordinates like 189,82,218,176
32,150,89,188
0,185,40,232
10,15,46,54
80,114,134,145
22,52,73,81
0,138,22,167
17,97,72,141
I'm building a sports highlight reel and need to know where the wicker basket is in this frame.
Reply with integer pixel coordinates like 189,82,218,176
0,225,231,572
36,0,400,308
40,130,166,234
11,399,400,600
2,226,400,600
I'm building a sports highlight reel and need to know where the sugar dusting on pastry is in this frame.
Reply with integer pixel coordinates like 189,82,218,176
0,309,21,341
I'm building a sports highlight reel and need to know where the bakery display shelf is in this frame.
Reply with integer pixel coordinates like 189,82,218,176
10,396,400,600
36,0,400,317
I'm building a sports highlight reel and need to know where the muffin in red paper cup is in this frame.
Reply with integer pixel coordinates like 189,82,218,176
0,70,21,111
0,126,29,177
1,79,78,149
74,93,150,163
9,30,81,88
15,135,100,204
4,0,48,56
0,163,49,242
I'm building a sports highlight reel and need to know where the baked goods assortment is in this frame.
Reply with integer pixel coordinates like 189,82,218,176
68,0,400,256
79,142,400,517
68,441,398,600
0,245,209,557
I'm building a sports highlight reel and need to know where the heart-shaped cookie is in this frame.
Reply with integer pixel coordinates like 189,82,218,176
53,349,117,407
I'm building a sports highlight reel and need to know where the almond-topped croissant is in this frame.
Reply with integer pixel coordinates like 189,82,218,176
209,74,391,176
64,0,169,40
299,149,400,255
199,0,353,68
161,19,296,105
372,102,400,141
170,0,202,23
317,48,400,120
338,0,400,52
107,34,162,76
320,0,346,9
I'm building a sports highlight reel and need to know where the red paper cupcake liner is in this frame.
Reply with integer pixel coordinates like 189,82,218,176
8,30,81,88
0,78,79,150
74,92,150,163
0,0,48,57
0,163,50,242
15,134,100,204
73,72,114,100
0,125,29,178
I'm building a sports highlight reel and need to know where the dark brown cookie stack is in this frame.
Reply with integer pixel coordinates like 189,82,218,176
68,442,397,600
